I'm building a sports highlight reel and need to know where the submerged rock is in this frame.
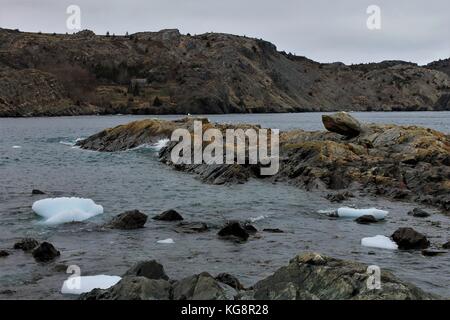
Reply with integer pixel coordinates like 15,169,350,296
355,215,378,224
408,208,431,218
218,221,249,241
32,189,45,195
174,222,208,233
243,224,258,233
123,261,169,280
391,228,430,250
153,209,183,221
32,242,60,262
421,249,446,257
443,241,450,249
0,250,9,257
80,276,171,300
13,238,39,251
250,252,435,300
108,210,148,230
263,228,284,233
322,112,362,138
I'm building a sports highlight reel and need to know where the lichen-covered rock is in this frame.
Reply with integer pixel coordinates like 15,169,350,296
250,252,436,300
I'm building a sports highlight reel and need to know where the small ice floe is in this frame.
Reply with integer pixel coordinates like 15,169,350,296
361,235,398,250
323,207,388,220
249,215,266,222
61,275,121,295
157,238,174,244
12,145,22,149
32,197,104,225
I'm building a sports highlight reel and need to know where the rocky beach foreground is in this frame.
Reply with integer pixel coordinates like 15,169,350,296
78,112,450,212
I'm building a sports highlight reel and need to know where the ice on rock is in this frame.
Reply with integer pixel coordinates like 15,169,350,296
32,197,104,224
157,238,174,244
336,207,388,220
61,275,121,295
361,235,398,250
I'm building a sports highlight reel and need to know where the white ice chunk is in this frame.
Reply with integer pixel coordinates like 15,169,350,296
32,197,104,224
61,275,121,295
12,145,22,149
336,207,388,220
361,235,398,250
157,238,174,244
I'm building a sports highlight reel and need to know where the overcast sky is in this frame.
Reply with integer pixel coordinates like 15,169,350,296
1,0,449,65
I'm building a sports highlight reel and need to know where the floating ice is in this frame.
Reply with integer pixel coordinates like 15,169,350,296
32,197,104,224
336,207,388,220
249,215,266,222
12,145,22,149
61,275,121,295
361,235,398,250
157,238,174,244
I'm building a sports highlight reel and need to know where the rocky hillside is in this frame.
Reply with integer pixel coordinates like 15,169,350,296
1,28,450,116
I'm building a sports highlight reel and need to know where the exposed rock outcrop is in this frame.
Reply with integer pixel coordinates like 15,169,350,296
153,209,184,221
322,112,363,138
123,260,169,280
78,115,450,212
218,221,250,241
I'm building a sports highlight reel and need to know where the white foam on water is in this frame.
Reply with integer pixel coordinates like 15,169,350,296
61,275,121,295
157,238,175,244
59,138,84,147
151,138,170,151
32,197,104,225
361,235,398,250
249,215,266,222
336,207,388,220
12,145,22,149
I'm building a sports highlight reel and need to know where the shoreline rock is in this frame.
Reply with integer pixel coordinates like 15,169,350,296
153,209,184,221
391,228,430,250
107,210,148,230
79,252,437,300
13,238,39,251
32,242,60,262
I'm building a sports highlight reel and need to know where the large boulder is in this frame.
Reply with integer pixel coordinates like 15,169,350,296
249,252,435,300
123,260,169,280
172,272,237,300
108,210,148,230
80,276,171,300
391,228,430,250
32,242,60,262
322,112,362,138
13,238,39,251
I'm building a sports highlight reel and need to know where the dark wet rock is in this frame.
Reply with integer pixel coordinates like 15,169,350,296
13,238,39,251
408,208,431,218
79,276,171,300
421,249,446,257
218,221,249,241
250,252,435,300
108,210,148,230
123,260,169,280
263,228,284,233
153,209,183,221
322,112,362,138
0,250,9,257
326,191,354,203
443,241,450,249
31,189,45,195
243,224,258,234
355,215,378,224
53,264,69,272
172,272,237,300
174,222,208,233
0,290,16,295
215,273,245,291
391,228,430,250
32,242,60,262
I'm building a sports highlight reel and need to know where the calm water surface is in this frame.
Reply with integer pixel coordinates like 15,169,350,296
0,112,449,299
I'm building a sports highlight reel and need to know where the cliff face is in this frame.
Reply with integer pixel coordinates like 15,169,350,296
1,28,449,116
